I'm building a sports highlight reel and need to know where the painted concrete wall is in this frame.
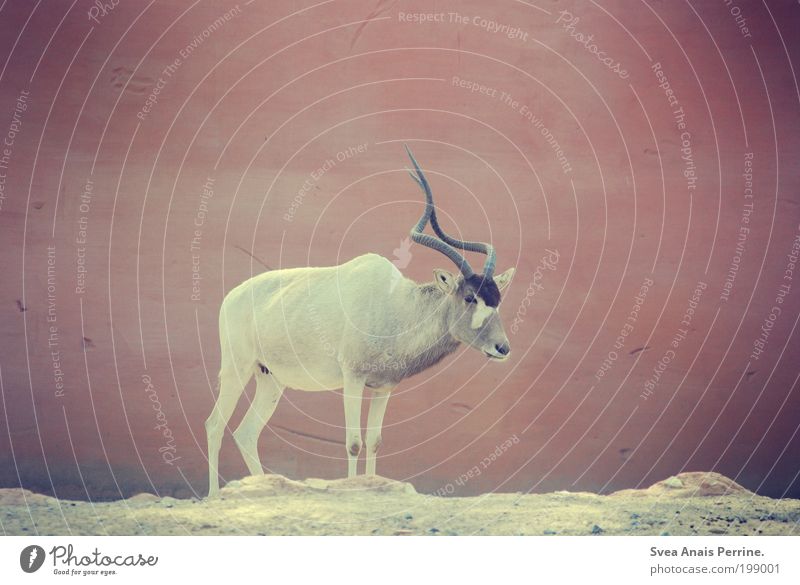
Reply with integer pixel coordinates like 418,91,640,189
0,0,798,499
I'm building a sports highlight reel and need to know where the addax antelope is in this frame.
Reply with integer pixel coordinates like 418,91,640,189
206,146,515,496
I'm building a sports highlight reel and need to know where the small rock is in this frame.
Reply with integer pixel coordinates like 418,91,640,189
128,493,160,503
543,529,557,535
429,527,440,534
304,478,329,490
663,476,684,489
404,514,413,520
660,531,670,536
591,524,604,534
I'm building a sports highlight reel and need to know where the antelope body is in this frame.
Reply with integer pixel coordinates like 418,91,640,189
206,148,515,496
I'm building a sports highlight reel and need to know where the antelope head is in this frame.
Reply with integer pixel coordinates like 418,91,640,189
406,146,515,361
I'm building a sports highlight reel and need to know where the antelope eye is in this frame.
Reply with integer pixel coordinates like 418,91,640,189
464,294,476,304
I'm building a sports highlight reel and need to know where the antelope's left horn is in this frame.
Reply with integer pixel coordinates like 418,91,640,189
405,145,496,279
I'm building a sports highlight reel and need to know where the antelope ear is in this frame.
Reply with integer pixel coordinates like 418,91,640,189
493,267,516,291
433,269,458,294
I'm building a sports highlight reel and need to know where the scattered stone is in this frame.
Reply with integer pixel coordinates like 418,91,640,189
591,524,604,534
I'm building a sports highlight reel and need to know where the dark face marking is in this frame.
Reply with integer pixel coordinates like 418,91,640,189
462,273,501,307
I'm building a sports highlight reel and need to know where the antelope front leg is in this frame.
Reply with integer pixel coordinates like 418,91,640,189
366,389,391,476
342,371,365,478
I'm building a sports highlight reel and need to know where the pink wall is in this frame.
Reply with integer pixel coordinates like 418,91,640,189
0,0,798,500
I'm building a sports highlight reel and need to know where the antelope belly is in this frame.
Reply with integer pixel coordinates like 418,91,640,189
264,359,343,391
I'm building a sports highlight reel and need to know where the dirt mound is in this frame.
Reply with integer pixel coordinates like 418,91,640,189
317,475,418,494
215,474,315,498
610,472,751,499
0,487,54,506
211,474,417,499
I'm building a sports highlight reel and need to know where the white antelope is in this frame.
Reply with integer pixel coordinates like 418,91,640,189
206,147,515,496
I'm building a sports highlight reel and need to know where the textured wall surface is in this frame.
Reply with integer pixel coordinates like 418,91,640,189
0,0,798,500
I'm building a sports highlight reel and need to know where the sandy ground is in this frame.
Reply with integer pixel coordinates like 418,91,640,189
2,472,798,536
